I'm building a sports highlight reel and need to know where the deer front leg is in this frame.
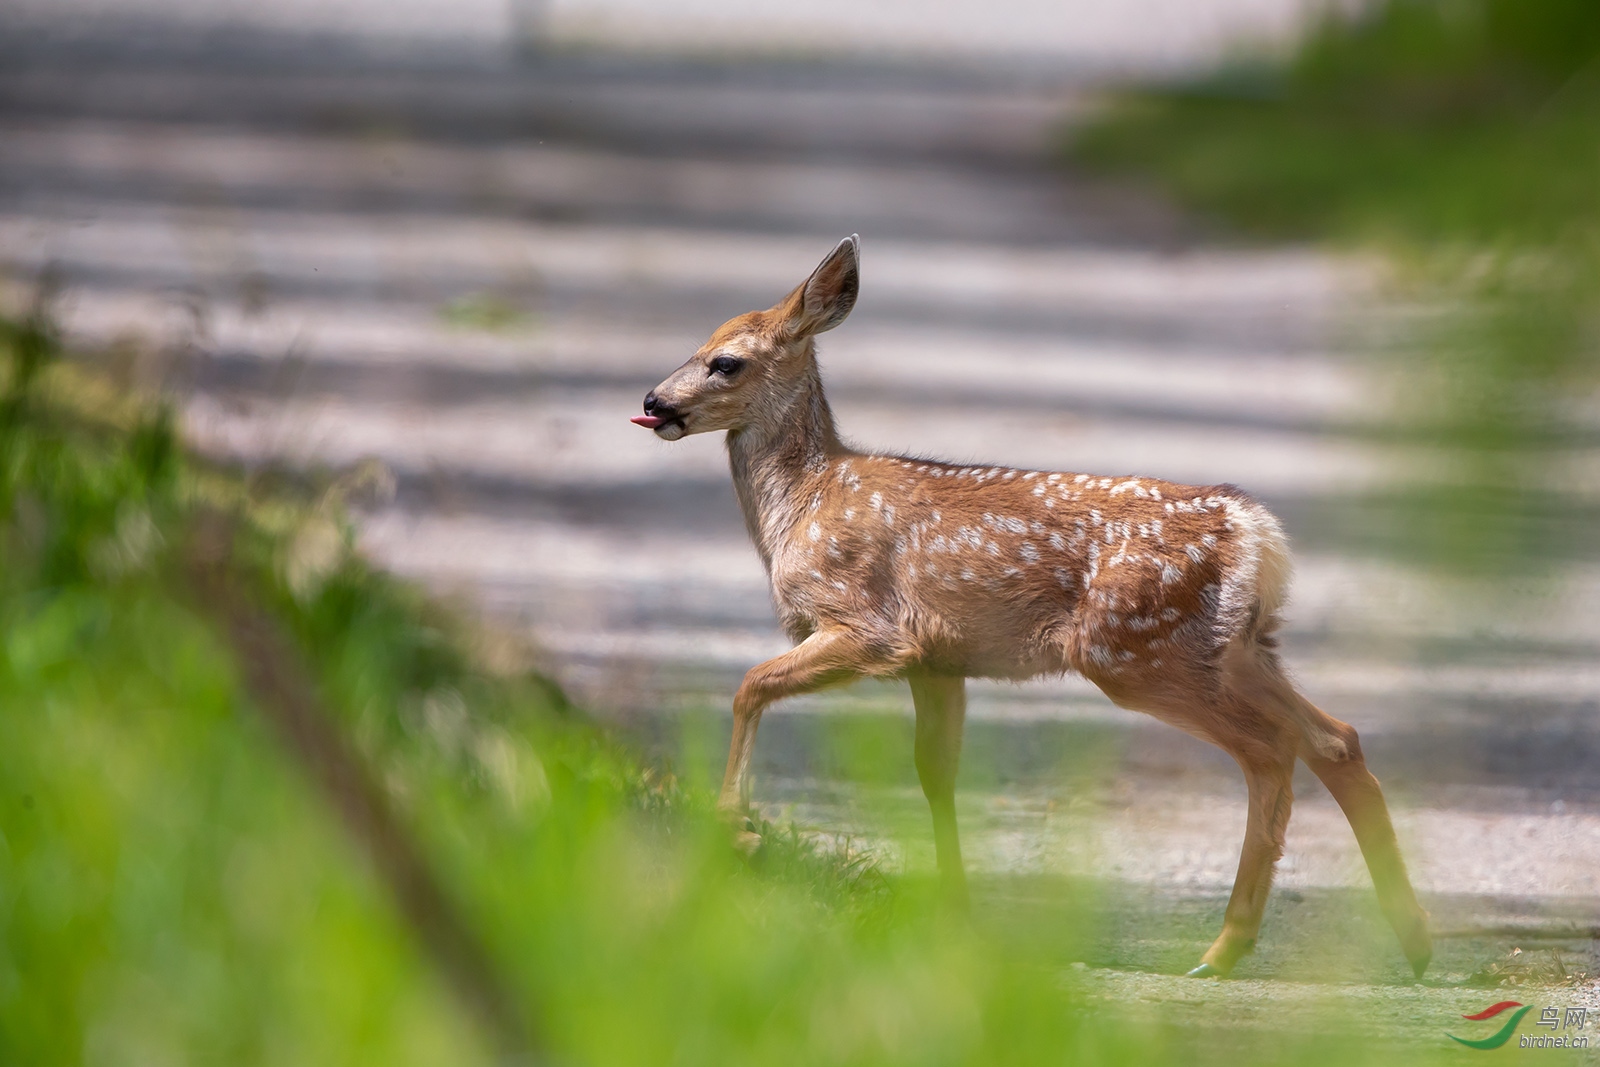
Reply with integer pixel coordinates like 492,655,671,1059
909,672,970,912
717,628,891,839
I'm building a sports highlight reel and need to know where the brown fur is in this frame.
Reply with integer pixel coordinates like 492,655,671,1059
636,236,1431,977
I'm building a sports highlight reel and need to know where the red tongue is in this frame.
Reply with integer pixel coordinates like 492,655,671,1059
631,415,665,428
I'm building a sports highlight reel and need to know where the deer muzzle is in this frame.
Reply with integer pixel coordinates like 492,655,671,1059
632,392,688,439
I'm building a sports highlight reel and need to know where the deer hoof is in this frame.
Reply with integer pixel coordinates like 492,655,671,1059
1185,963,1222,978
1401,915,1433,979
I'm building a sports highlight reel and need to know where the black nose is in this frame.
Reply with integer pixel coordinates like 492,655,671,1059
643,391,678,418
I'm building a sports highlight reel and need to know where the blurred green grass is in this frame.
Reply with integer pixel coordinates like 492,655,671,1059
1074,0,1600,247
1071,0,1600,571
0,296,1477,1063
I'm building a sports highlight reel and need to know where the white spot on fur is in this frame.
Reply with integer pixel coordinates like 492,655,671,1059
1019,542,1040,564
807,522,821,542
1160,562,1182,584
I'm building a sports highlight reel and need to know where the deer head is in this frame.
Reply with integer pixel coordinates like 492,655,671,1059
631,235,860,441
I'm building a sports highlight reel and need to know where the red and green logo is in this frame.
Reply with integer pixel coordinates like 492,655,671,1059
1448,1002,1532,1049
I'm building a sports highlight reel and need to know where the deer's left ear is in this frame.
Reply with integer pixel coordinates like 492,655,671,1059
781,235,859,337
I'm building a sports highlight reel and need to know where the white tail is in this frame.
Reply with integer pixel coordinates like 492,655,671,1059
633,236,1431,978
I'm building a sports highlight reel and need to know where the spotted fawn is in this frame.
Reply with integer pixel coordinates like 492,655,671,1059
632,236,1431,978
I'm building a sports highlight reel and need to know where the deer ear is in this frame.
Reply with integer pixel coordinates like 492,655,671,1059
781,235,859,337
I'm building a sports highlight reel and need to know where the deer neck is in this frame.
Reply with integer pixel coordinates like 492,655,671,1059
726,361,841,570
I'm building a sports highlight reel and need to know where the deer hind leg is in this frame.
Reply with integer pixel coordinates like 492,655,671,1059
1093,663,1298,977
718,627,895,832
1292,697,1433,977
908,672,969,911
1231,649,1433,977
1189,734,1297,977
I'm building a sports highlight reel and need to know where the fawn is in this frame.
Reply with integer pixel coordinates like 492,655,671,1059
631,236,1432,978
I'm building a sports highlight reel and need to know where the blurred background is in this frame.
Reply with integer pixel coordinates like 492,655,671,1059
2,0,1597,1061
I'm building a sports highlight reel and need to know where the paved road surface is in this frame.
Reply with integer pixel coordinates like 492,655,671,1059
2,28,1597,984
8,0,1327,73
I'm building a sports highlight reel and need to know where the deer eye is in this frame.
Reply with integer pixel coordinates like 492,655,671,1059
708,355,745,377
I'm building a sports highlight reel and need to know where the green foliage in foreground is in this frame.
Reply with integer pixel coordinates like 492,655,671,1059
1070,0,1600,571
1074,0,1600,247
0,312,1454,1065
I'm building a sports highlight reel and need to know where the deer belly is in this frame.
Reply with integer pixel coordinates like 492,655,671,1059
896,575,1078,680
